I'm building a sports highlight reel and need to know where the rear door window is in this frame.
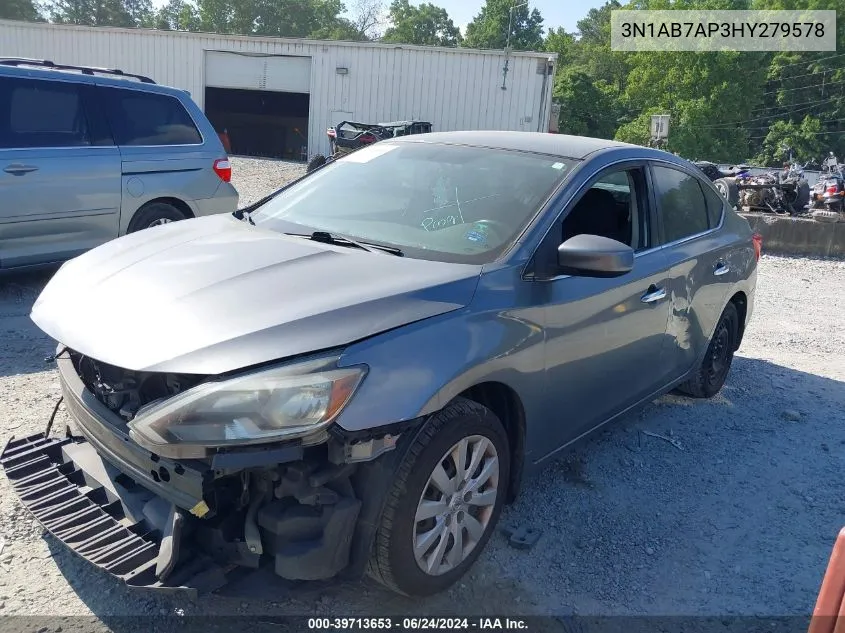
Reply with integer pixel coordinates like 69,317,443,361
0,77,91,148
651,165,710,244
102,87,202,146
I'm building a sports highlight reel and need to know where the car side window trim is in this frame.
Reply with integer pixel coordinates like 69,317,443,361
524,159,658,281
647,160,726,249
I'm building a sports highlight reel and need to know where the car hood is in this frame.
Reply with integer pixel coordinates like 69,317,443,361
31,214,481,374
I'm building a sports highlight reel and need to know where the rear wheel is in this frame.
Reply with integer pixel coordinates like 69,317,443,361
127,202,186,233
676,302,739,399
714,178,739,208
367,398,509,596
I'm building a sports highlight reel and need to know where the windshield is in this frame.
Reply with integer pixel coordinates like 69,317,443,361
249,141,578,264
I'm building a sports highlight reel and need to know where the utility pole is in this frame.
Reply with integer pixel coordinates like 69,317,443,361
501,1,528,90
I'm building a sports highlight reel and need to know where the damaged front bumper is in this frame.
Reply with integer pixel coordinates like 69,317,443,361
0,433,229,597
0,354,407,596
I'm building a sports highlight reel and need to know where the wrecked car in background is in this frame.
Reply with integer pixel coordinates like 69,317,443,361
2,132,758,598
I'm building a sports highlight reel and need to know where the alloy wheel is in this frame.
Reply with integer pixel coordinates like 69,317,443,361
413,435,499,576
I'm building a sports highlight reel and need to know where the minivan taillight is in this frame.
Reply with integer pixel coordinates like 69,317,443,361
213,158,232,183
752,233,763,261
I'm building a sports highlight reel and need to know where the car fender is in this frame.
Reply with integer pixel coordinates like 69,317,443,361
334,268,547,451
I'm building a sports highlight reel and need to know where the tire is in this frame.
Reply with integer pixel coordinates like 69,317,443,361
812,209,842,223
714,178,739,208
367,397,510,596
127,202,187,233
795,180,811,210
676,302,739,399
306,154,327,173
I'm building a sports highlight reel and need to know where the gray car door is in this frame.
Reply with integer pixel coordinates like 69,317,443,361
649,163,735,377
0,77,120,269
537,164,675,454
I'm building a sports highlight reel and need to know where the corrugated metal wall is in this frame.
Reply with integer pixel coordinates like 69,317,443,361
0,20,556,157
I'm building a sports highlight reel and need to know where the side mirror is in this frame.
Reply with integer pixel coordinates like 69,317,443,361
557,234,634,278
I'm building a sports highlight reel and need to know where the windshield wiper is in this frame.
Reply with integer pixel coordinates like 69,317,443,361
286,231,403,256
233,208,255,225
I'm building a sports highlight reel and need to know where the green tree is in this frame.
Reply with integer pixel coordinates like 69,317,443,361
553,68,618,139
47,0,134,26
748,0,845,160
571,0,629,95
382,0,461,47
755,116,827,165
310,17,369,40
463,0,544,51
195,0,348,37
614,47,764,161
151,0,199,30
543,27,575,66
0,0,44,21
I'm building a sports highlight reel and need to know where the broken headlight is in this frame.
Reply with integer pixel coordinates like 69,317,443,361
127,355,366,458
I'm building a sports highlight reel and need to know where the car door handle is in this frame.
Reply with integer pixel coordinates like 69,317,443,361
641,286,667,304
714,262,731,276
3,164,39,176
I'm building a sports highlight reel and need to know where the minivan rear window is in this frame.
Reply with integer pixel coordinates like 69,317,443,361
102,87,202,146
0,77,91,148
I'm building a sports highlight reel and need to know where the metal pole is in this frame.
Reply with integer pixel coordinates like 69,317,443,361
501,1,528,90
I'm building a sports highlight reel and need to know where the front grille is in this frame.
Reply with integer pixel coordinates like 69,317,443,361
67,350,206,421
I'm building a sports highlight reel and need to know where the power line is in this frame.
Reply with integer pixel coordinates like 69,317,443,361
767,52,845,70
761,78,845,97
749,128,845,140
750,94,841,115
701,97,841,129
740,117,845,139
765,66,845,83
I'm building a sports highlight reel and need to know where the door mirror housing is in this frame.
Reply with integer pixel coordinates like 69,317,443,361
557,234,634,278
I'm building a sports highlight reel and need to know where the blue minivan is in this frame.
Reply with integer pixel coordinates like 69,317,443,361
0,58,238,270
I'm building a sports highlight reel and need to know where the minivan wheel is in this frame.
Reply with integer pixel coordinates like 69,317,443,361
367,398,509,596
128,202,187,233
676,302,739,399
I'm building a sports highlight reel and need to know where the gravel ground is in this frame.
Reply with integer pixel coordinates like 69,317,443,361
0,157,844,626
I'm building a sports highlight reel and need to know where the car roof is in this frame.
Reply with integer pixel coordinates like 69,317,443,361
0,63,189,99
392,131,645,160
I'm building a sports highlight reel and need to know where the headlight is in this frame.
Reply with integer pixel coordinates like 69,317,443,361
127,355,366,457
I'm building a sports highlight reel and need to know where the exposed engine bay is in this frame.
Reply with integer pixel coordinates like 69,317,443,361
0,349,410,594
69,349,206,421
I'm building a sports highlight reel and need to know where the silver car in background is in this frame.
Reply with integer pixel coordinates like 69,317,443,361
0,58,238,270
2,132,759,599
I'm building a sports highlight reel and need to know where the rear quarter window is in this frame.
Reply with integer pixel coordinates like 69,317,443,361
652,165,710,243
102,87,202,146
701,182,726,227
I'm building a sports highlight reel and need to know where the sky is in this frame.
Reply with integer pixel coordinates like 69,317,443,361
419,0,606,35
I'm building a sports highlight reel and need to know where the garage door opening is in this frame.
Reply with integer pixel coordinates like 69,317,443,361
204,87,309,160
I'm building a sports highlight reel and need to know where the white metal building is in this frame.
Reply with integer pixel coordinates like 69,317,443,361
0,19,557,159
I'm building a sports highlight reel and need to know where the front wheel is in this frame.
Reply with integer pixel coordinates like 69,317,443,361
676,302,739,399
367,398,510,596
